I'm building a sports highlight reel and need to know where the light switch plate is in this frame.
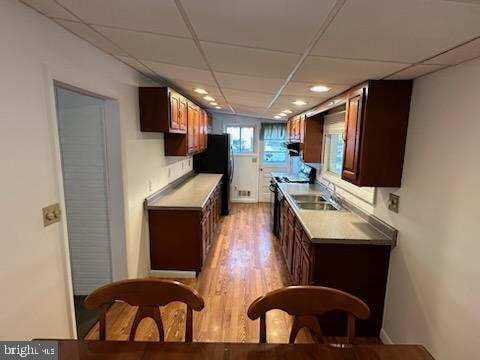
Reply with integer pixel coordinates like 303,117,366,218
43,203,61,226
388,193,399,213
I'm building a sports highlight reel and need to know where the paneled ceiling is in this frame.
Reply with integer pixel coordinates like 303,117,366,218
20,0,480,119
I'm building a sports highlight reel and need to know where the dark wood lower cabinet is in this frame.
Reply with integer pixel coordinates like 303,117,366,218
278,198,391,337
149,184,222,273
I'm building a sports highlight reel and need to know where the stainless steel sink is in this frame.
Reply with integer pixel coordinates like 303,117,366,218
290,194,328,203
297,202,338,211
290,193,340,211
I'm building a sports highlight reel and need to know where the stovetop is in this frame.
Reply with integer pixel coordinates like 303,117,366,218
274,175,310,184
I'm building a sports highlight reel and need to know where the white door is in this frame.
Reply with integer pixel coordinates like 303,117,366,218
258,139,289,202
56,87,113,295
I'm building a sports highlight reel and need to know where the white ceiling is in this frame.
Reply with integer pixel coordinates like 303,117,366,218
20,0,480,119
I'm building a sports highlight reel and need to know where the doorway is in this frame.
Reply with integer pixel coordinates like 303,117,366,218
54,85,127,338
258,135,289,203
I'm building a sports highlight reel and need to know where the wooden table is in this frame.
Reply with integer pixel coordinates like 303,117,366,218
57,340,435,359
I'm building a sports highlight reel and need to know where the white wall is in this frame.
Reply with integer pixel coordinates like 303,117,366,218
320,59,480,359
0,0,190,340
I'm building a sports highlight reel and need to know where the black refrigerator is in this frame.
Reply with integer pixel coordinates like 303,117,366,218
193,134,232,215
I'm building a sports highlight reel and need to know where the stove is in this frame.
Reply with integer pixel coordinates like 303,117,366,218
274,176,309,184
273,164,317,184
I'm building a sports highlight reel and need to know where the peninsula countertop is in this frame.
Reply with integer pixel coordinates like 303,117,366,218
276,182,395,246
146,173,223,210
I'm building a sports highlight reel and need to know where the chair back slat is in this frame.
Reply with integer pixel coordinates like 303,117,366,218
247,286,370,344
84,279,204,342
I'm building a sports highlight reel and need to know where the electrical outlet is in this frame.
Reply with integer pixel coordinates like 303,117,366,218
388,193,399,213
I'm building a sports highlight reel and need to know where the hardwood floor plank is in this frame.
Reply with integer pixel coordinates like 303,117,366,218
85,203,379,344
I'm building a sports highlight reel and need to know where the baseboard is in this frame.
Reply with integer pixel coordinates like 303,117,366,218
380,328,394,344
149,270,196,278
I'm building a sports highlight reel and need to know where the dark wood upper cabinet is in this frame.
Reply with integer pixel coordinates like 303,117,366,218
341,80,412,187
342,87,365,183
301,113,323,163
139,87,187,134
139,86,208,156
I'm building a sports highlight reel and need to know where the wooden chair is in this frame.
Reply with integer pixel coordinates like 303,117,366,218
84,278,205,342
247,286,370,344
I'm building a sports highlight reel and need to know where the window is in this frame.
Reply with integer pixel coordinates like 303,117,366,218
327,134,344,175
263,139,287,163
323,116,345,176
260,123,287,164
226,126,254,154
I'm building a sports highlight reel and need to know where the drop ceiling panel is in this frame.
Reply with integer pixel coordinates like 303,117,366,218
293,56,405,84
230,103,267,117
223,89,274,108
94,26,206,69
116,56,161,79
182,0,336,53
312,0,480,63
215,73,283,94
57,0,190,37
282,82,349,98
202,41,301,78
271,95,320,114
20,0,76,20
56,20,128,56
386,64,445,80
169,80,225,108
141,61,216,85
426,38,480,65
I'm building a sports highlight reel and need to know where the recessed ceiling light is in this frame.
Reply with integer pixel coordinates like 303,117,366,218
215,106,221,109
283,109,292,114
204,95,215,101
194,88,208,95
278,113,287,117
309,85,331,93
293,100,307,106
210,102,218,106
274,115,281,119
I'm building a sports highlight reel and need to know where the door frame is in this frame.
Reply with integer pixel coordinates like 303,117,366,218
258,138,289,202
43,65,128,338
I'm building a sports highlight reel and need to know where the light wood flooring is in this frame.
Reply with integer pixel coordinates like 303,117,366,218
85,203,378,344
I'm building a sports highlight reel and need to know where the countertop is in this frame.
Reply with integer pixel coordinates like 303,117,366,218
146,173,223,210
276,181,394,246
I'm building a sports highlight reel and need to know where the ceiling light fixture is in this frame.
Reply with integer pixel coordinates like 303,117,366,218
210,102,218,106
215,106,221,109
309,85,331,93
283,109,292,114
204,95,215,101
293,100,307,106
194,88,208,95
274,115,281,119
278,113,287,117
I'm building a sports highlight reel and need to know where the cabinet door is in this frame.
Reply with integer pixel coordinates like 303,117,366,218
178,97,188,132
300,247,312,285
342,87,365,183
292,235,302,283
199,110,205,150
187,105,195,154
170,93,180,131
299,115,305,143
287,119,292,140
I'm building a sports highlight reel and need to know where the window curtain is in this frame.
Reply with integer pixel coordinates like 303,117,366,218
260,122,286,140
